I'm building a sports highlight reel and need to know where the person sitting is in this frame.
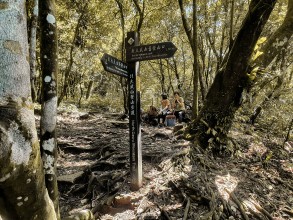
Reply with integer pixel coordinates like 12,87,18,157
158,94,171,125
172,91,185,123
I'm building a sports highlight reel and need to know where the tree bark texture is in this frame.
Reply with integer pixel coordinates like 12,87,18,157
39,0,60,218
255,0,293,68
189,0,277,150
192,0,199,118
29,0,38,102
0,1,57,219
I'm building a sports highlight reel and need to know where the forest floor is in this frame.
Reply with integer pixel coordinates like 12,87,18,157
48,107,293,220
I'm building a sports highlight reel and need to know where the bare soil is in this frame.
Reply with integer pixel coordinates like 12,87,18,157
53,110,293,220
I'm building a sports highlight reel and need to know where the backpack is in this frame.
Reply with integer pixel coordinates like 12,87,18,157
148,106,158,117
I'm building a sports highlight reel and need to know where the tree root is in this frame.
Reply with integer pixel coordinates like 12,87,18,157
247,207,266,220
153,202,172,220
225,189,249,220
183,198,190,220
282,208,293,217
168,180,195,219
91,188,120,216
200,182,224,220
63,210,94,220
250,200,274,220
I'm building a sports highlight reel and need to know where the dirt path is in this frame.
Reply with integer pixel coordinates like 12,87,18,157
55,111,293,220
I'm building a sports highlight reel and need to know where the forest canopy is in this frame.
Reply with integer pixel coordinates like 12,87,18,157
0,0,292,219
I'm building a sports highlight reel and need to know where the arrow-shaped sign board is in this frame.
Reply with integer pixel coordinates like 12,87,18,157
101,54,128,78
126,42,177,62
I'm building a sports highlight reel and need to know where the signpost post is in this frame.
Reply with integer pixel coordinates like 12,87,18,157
125,31,142,190
101,31,177,190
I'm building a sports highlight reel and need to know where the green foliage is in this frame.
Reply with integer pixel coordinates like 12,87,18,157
50,0,290,115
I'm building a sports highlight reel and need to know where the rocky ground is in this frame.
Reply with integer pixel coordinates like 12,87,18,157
52,109,292,220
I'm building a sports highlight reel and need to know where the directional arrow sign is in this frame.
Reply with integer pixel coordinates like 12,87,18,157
101,54,128,78
126,42,177,62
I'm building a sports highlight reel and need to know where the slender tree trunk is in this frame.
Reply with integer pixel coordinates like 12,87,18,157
192,0,199,118
39,0,60,218
0,1,57,219
188,0,277,151
29,0,38,102
78,79,84,108
229,0,235,47
178,0,194,51
116,0,129,115
132,0,145,32
58,3,88,105
178,0,200,118
159,59,166,93
86,80,94,100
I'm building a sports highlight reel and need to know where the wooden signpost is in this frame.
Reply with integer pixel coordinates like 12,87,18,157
125,32,142,190
101,31,177,190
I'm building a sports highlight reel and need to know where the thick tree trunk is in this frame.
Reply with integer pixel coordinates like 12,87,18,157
0,1,57,219
255,0,293,68
39,0,60,218
246,1,292,125
188,0,277,151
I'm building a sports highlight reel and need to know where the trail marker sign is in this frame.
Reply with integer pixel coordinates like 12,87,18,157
126,42,177,62
101,53,128,78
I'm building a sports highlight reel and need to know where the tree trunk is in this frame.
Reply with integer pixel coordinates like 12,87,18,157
86,80,94,100
159,59,166,93
0,1,57,219
188,0,277,151
178,0,200,118
192,0,199,118
58,3,88,105
255,0,293,68
246,0,292,124
29,0,38,102
116,0,129,115
229,0,235,46
132,0,145,33
39,0,60,218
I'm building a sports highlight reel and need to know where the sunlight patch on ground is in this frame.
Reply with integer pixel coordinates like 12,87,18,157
58,160,92,170
245,142,268,158
163,203,183,212
242,197,261,213
215,173,239,201
99,151,192,219
76,126,96,130
281,161,293,173
181,140,190,146
284,141,292,153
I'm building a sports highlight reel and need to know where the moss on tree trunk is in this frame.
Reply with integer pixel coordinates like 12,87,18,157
186,0,277,153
